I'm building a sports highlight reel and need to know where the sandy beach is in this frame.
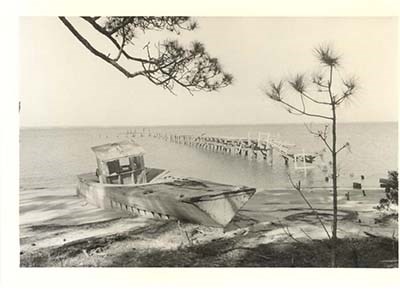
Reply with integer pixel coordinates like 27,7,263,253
20,186,398,267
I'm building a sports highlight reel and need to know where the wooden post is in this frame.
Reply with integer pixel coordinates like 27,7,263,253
270,147,273,165
303,150,307,177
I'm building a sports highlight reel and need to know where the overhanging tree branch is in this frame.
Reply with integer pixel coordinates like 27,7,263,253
59,17,144,78
81,17,153,64
59,16,233,94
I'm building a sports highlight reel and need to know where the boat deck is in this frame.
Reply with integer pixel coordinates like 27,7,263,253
78,172,255,202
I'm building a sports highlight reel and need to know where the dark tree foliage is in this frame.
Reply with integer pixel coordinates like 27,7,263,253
59,17,233,94
378,171,398,210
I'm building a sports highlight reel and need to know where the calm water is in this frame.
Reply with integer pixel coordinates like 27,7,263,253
20,123,397,190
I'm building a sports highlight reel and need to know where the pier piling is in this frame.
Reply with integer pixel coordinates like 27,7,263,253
130,130,318,176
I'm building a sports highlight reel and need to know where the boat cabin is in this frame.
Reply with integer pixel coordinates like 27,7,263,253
91,140,147,185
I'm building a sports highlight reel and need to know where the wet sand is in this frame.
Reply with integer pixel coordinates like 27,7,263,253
20,186,398,267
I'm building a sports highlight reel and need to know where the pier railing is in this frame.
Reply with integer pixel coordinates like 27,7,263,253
126,130,319,175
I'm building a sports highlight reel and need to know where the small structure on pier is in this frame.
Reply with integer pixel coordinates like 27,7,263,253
293,150,317,176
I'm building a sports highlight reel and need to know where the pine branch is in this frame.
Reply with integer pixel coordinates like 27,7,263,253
279,99,333,120
304,123,333,153
288,174,332,240
336,142,350,154
60,16,233,93
59,17,144,78
81,17,153,64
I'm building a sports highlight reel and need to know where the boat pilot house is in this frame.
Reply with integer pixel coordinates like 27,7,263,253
92,140,147,185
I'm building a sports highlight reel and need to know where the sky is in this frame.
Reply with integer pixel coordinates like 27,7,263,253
19,17,398,127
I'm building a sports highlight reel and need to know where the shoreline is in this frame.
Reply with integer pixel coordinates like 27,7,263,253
19,184,385,191
19,186,398,267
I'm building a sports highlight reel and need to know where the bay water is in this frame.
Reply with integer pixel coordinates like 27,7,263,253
20,122,397,190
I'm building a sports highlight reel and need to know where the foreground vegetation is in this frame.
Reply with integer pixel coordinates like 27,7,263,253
21,224,398,268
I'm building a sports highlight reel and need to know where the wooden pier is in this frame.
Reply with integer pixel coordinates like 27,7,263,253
130,130,320,171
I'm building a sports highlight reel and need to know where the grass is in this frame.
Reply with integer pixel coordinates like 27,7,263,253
20,233,398,268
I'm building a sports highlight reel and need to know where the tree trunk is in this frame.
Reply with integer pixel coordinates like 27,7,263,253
329,64,338,267
331,112,338,267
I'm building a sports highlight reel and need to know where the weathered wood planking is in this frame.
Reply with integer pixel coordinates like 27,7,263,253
144,131,296,165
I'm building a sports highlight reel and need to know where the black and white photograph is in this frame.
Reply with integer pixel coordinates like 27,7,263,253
1,0,399,290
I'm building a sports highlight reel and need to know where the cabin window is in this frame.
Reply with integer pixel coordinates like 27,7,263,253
132,156,145,170
107,160,120,174
120,157,131,172
129,157,138,170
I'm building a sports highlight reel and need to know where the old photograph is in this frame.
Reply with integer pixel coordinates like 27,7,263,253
18,16,398,268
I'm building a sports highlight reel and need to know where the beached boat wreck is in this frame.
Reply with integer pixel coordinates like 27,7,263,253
77,140,256,227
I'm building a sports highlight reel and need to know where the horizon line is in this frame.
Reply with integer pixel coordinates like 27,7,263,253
20,120,398,129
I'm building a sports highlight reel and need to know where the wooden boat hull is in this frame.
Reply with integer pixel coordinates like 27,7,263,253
77,173,256,228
